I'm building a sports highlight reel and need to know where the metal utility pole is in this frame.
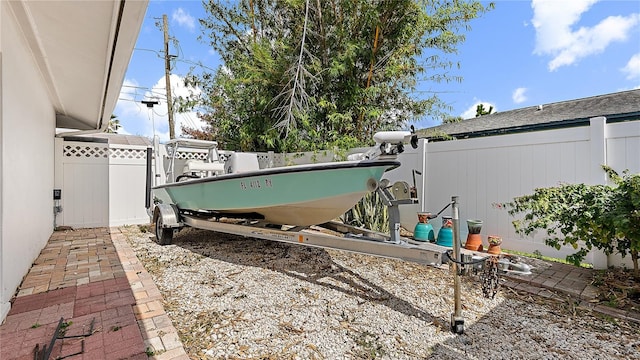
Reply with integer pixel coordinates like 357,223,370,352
450,195,464,334
163,14,175,139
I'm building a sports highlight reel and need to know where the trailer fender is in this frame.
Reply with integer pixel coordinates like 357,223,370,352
153,204,182,228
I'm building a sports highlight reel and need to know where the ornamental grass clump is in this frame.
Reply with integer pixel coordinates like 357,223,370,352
342,191,389,233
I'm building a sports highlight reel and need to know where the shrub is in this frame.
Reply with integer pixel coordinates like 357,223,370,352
506,166,639,276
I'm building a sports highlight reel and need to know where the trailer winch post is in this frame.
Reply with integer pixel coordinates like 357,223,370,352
450,195,464,334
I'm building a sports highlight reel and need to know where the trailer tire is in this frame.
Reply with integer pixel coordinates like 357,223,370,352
155,215,174,245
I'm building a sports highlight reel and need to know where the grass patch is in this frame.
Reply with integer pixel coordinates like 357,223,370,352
502,249,593,269
59,320,73,337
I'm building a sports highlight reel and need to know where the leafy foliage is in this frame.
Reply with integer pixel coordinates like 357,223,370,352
442,115,463,124
106,114,121,134
180,0,493,152
475,104,493,117
507,166,639,275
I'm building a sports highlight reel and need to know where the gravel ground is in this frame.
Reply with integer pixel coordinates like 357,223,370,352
121,226,640,359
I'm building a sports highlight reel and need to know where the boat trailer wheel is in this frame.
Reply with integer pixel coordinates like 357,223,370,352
155,214,174,245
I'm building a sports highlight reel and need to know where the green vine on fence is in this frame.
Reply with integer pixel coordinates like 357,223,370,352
505,166,639,276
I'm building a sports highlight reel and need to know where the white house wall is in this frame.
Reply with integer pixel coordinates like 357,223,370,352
1,2,56,320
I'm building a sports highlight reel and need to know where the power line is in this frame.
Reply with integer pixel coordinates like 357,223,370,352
133,47,163,58
122,85,152,90
118,97,144,103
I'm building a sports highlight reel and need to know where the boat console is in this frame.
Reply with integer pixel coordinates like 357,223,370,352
224,153,260,174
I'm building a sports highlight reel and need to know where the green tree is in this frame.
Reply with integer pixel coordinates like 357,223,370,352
106,114,121,134
475,103,493,117
181,0,493,152
507,167,640,276
442,115,463,124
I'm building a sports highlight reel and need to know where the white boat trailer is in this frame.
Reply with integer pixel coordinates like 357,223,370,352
150,177,482,334
145,133,526,335
152,185,450,266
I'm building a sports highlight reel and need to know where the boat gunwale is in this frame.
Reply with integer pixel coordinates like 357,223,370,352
153,159,400,190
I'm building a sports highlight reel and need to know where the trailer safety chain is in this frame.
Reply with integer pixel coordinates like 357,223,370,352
481,256,501,299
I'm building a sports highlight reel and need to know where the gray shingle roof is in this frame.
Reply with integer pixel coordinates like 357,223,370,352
420,89,640,139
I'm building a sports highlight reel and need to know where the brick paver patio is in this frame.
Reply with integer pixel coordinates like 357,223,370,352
502,261,640,324
0,228,187,360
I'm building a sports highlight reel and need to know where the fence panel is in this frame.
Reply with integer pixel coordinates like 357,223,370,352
605,121,640,267
422,126,595,261
108,145,151,226
403,119,639,268
606,121,640,175
60,141,110,228
59,141,151,228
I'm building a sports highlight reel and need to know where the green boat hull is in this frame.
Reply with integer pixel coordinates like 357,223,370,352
152,160,398,226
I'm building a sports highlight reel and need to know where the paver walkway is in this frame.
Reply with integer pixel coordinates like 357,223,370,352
502,260,640,324
0,228,188,360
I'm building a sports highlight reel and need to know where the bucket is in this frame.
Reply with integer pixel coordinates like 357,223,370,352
436,227,453,247
414,212,435,242
414,222,435,242
436,215,453,247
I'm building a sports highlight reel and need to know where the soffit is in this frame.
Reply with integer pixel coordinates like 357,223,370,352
8,0,148,130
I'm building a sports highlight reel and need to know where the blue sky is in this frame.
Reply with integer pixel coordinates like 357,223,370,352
115,0,640,142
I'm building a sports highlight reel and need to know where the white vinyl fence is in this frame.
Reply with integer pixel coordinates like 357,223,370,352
53,117,639,269
394,117,640,269
54,138,151,228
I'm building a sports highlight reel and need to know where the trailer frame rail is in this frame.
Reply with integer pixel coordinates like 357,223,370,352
181,215,447,267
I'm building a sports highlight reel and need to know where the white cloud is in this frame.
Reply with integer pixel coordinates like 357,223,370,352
532,0,640,71
460,101,497,119
114,79,146,134
622,53,640,80
512,87,528,104
114,75,205,142
172,8,195,31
